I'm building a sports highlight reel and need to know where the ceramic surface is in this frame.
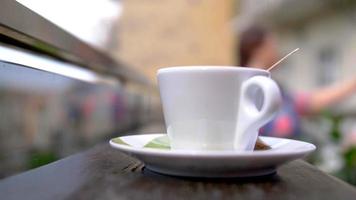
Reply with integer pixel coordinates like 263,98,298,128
110,134,316,177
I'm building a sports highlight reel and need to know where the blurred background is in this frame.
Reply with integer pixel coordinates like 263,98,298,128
0,0,355,186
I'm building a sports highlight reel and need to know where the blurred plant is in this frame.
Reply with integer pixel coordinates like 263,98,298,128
322,111,342,142
322,111,356,185
337,147,356,185
330,116,342,142
28,149,58,169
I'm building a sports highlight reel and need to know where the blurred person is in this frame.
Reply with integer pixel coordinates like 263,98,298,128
238,25,356,138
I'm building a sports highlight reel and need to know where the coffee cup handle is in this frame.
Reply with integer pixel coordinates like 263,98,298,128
234,76,282,151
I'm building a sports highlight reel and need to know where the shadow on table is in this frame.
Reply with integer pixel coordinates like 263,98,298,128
142,167,282,184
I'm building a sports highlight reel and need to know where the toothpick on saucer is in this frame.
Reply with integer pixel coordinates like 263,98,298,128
267,48,299,71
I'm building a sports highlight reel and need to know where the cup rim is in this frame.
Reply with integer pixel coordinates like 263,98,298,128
157,66,269,75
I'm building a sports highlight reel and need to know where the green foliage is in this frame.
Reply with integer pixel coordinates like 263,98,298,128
330,116,342,142
335,147,356,185
28,150,58,169
320,112,356,185
321,111,342,142
344,147,356,168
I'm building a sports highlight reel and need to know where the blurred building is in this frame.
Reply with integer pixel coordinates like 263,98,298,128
237,0,356,114
112,0,236,82
236,0,356,177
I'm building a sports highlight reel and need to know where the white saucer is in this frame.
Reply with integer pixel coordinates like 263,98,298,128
109,134,316,178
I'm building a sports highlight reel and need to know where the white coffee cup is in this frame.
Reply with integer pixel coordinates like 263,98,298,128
157,66,281,151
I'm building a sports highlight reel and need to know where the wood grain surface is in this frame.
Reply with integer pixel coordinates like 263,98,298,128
0,143,355,200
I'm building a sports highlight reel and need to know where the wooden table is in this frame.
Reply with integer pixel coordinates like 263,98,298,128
0,143,355,200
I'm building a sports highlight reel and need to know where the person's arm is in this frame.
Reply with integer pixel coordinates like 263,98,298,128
305,78,356,114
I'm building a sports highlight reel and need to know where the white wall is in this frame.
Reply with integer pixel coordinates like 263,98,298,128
272,12,356,112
